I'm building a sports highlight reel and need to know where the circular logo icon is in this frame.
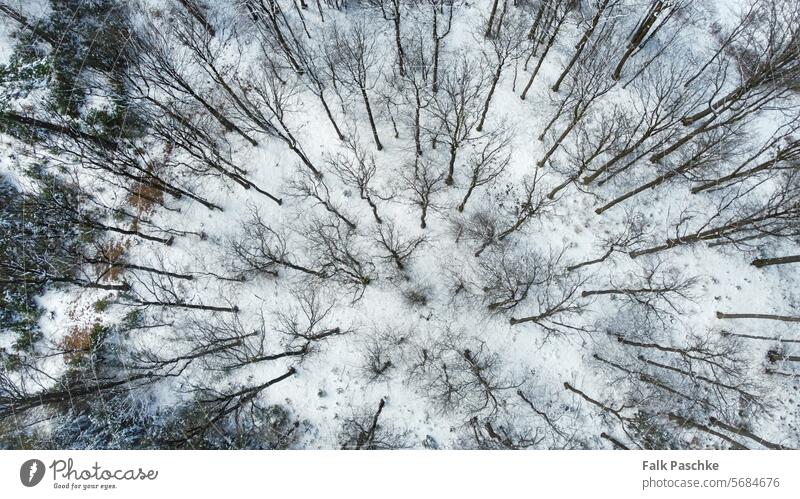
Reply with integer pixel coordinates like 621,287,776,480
20,459,45,487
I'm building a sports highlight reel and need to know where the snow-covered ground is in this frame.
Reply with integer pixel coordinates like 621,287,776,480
1,0,799,449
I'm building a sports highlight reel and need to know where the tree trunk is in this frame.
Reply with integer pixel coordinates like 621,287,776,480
414,94,423,156
95,223,175,245
600,433,630,450
90,260,195,281
630,209,794,258
0,3,60,45
537,110,582,167
477,63,503,132
1,112,116,149
707,418,792,450
716,311,800,323
484,0,500,38
176,0,216,36
133,300,239,313
520,14,566,100
681,83,752,126
392,2,405,76
317,87,345,140
446,143,458,185
691,152,791,193
363,193,382,224
552,0,609,92
458,180,477,212
361,87,383,151
432,5,441,93
612,1,665,81
667,413,748,450
595,160,692,214
566,247,613,272
582,127,657,185
751,255,800,268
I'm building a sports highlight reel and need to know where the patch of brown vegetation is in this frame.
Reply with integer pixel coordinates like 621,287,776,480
62,323,96,363
95,239,129,282
127,181,164,213
128,144,173,215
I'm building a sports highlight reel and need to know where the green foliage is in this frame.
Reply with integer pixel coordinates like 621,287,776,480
48,393,160,450
119,310,143,331
629,412,678,450
44,0,131,117
0,55,51,104
93,297,110,313
90,323,109,345
0,420,53,450
157,403,304,450
2,0,144,140
0,175,90,352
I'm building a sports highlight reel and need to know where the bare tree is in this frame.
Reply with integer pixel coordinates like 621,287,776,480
581,59,707,186
128,14,257,146
426,56,489,185
0,2,60,45
450,208,500,257
595,118,750,215
401,158,447,228
545,106,626,199
124,271,239,313
384,0,407,76
392,28,436,156
551,0,620,92
691,121,800,194
275,286,351,351
245,0,305,74
229,205,324,278
302,215,376,299
477,244,560,314
175,0,216,37
496,169,557,242
233,65,322,177
681,0,800,125
339,398,409,449
612,0,684,81
535,33,617,168
458,130,511,212
475,2,528,134
507,264,588,337
630,170,800,257
582,259,699,324
374,220,427,271
408,331,522,418
327,137,384,224
566,211,647,271
287,167,358,230
427,0,456,93
520,0,572,100
466,415,544,449
324,19,386,150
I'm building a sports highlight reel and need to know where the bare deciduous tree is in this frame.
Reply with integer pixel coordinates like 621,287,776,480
401,158,447,228
327,137,384,224
458,129,511,212
426,56,488,185
325,19,386,150
374,220,427,271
